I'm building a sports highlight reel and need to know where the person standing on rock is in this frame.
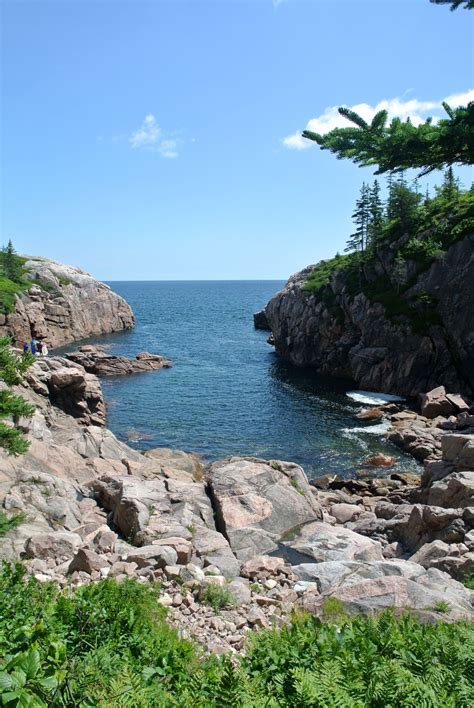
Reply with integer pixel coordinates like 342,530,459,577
41,341,49,356
30,337,37,355
37,341,43,355
22,342,29,354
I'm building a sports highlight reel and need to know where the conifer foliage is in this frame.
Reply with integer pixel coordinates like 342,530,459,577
303,2,473,176
1,241,22,282
0,337,34,455
343,170,470,255
303,101,474,176
430,1,474,9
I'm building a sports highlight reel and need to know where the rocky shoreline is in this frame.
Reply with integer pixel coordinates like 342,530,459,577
1,352,473,654
64,345,172,376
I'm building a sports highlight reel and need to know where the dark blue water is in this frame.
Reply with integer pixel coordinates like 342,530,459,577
71,281,419,478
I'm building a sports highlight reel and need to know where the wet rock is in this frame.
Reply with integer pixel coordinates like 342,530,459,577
253,310,270,330
356,408,384,421
362,453,397,468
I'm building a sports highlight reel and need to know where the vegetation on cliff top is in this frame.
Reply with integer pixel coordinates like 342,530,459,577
302,0,473,335
0,242,31,314
304,171,473,334
1,563,473,707
0,242,70,314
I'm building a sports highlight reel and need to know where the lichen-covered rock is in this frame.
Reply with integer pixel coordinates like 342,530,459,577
299,565,472,622
284,521,383,563
206,457,321,561
0,256,134,347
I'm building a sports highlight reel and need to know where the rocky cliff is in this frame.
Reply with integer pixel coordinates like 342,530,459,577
264,234,474,396
0,257,134,347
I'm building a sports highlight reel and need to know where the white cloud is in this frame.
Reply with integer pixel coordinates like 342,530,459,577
129,114,181,158
130,114,161,148
443,88,474,107
158,139,179,159
282,132,308,150
283,89,474,150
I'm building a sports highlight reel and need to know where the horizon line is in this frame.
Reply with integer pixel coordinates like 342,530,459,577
103,278,287,283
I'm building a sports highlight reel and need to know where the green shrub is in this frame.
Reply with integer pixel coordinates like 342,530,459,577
0,277,30,314
243,610,474,707
303,253,353,296
1,564,473,706
321,596,348,624
289,478,304,496
434,600,451,614
202,583,236,613
0,510,26,538
402,236,444,264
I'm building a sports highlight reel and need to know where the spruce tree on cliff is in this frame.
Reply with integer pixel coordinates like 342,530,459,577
345,182,370,253
0,338,34,455
367,180,384,249
1,241,22,282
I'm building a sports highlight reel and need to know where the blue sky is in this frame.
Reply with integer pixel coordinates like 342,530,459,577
1,0,473,280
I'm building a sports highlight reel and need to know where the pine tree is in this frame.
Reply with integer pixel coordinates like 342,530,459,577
392,253,406,294
385,174,422,239
345,182,370,253
1,240,22,282
436,166,461,201
0,337,35,455
367,179,384,249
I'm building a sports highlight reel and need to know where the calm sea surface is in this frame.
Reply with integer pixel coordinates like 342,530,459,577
70,281,418,479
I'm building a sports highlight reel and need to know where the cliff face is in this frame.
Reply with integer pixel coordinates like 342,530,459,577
0,257,134,347
264,234,474,396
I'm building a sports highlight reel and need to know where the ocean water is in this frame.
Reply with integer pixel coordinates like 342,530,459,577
70,280,419,479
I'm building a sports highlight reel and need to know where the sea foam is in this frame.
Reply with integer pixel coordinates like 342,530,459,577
346,390,404,406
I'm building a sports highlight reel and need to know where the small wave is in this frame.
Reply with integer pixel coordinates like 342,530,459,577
346,390,404,406
340,420,390,435
339,431,370,453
